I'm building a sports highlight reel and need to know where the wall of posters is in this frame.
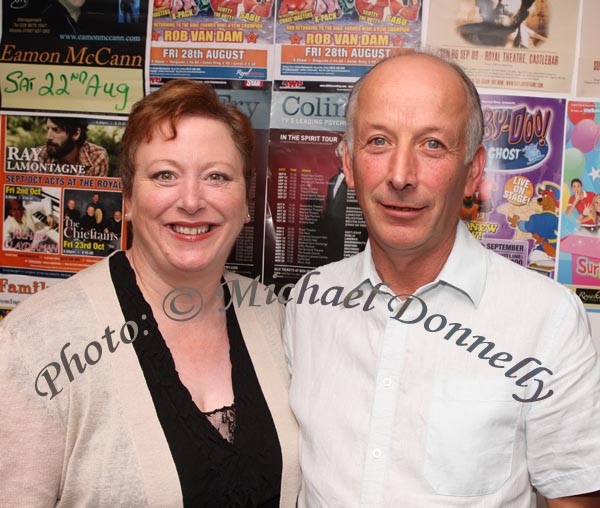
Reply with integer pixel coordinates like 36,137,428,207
0,0,151,115
557,101,600,311
461,94,565,277
426,0,578,93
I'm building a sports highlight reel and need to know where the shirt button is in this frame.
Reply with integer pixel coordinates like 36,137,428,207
383,377,392,387
372,448,382,459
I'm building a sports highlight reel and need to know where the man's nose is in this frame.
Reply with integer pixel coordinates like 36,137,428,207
388,147,418,190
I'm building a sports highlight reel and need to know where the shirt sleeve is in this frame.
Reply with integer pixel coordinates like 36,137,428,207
525,290,600,498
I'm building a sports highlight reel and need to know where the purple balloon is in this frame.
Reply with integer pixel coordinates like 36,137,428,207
571,118,600,153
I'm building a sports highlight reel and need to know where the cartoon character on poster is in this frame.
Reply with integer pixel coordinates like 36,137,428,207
506,181,560,272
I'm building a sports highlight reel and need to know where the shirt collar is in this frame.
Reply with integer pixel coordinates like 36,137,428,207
357,221,487,307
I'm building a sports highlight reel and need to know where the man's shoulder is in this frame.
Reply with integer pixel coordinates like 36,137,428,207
486,247,574,301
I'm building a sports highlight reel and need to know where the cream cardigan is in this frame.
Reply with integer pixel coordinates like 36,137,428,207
0,257,300,507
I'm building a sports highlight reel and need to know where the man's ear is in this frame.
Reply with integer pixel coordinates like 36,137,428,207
464,144,486,198
342,138,355,189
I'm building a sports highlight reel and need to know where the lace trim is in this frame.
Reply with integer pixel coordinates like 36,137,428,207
203,403,236,444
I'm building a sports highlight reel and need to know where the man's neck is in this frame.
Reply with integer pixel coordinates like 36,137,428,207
369,232,457,296
59,1,81,22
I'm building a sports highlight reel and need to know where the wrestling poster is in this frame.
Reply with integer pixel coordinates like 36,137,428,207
150,0,274,81
274,0,421,80
461,94,565,277
0,0,151,115
576,0,600,98
264,81,367,290
1,114,127,273
557,101,600,312
425,0,578,93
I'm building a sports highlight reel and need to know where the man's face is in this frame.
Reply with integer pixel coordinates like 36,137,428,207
114,211,122,221
571,181,583,197
67,199,76,210
8,200,24,223
86,206,95,217
92,194,99,203
46,119,77,159
343,55,484,263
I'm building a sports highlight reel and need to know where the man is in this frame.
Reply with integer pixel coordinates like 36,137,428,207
321,142,348,261
284,53,600,507
64,198,81,223
38,118,109,177
3,197,57,251
104,210,123,235
566,178,596,225
87,192,106,226
41,0,113,36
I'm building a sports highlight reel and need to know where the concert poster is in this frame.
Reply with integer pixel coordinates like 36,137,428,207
425,0,578,93
0,0,151,115
264,81,367,290
0,114,127,274
557,101,600,312
274,0,421,80
150,0,274,81
576,0,600,98
461,94,565,277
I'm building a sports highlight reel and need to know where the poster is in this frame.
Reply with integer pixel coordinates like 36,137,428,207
0,267,70,311
216,81,272,279
265,81,367,289
461,94,565,277
0,0,150,115
275,0,421,80
1,114,127,274
576,0,600,98
150,0,274,81
426,0,578,93
557,101,600,312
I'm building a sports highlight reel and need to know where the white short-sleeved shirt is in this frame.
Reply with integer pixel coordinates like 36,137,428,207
284,222,600,508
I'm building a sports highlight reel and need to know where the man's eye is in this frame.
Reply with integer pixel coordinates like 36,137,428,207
426,139,442,149
370,137,387,146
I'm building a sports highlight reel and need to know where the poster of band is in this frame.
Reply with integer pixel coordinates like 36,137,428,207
150,0,274,81
557,101,600,312
576,0,600,98
274,0,421,80
264,81,367,289
1,115,127,286
426,0,578,93
0,0,150,115
460,94,565,277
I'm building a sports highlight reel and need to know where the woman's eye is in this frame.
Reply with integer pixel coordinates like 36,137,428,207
208,173,229,181
154,171,175,181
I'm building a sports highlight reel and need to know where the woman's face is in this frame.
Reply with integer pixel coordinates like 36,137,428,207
125,116,248,278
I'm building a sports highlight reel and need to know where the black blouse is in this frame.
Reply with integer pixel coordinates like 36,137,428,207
110,252,282,507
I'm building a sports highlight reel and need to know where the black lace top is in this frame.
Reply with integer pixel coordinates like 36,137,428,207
110,252,282,507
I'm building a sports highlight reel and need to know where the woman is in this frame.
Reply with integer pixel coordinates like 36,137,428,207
0,80,300,506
